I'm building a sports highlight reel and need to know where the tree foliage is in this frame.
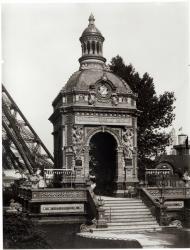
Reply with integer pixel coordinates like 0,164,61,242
109,55,176,179
3,213,50,249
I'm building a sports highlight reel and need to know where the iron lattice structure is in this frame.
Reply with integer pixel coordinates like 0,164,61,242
2,85,54,174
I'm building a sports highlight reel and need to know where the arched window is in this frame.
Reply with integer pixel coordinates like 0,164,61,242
97,42,99,54
83,43,86,54
92,41,95,54
99,43,102,54
87,41,90,54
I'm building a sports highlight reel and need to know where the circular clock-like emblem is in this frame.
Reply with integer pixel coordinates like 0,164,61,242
96,82,111,100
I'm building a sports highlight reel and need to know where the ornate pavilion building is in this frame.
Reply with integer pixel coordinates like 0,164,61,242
49,14,139,195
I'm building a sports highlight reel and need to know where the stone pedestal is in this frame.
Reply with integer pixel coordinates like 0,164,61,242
96,206,108,228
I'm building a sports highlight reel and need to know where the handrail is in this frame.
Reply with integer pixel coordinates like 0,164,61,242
44,169,75,188
138,187,164,225
44,169,73,174
140,187,160,208
145,186,190,199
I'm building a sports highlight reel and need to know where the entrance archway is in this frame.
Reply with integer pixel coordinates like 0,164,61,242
89,132,117,195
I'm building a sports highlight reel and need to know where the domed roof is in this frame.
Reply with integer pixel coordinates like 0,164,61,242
64,69,132,94
82,26,102,36
81,14,102,37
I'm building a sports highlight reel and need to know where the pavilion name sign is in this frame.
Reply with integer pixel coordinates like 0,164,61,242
40,204,84,214
75,115,132,126
164,201,184,210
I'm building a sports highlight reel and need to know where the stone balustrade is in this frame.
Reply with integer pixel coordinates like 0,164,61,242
146,187,190,199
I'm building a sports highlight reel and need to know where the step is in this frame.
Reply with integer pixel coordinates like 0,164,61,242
105,213,152,218
106,214,154,219
103,204,144,207
107,217,157,223
101,196,139,199
105,208,150,213
102,201,143,204
103,205,147,210
103,201,144,204
103,202,144,206
101,196,137,200
93,224,160,231
104,206,149,210
103,203,145,207
103,203,145,206
102,199,143,203
107,221,158,226
93,227,161,233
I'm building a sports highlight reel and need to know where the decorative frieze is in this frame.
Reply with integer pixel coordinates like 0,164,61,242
29,189,87,201
75,113,132,126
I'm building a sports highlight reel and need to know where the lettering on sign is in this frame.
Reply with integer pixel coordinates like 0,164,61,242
164,201,184,210
40,204,84,214
75,115,132,126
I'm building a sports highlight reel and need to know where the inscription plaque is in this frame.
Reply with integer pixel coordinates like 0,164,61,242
40,204,84,214
75,115,132,126
164,201,184,210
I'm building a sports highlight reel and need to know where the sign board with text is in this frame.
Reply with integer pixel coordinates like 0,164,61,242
164,201,184,210
40,204,84,214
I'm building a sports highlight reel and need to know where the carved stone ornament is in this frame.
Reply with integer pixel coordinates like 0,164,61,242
96,82,112,101
101,72,108,81
88,90,96,105
80,63,88,70
80,218,97,233
103,64,111,72
111,93,118,106
65,146,73,153
72,126,83,144
72,126,84,159
122,127,134,159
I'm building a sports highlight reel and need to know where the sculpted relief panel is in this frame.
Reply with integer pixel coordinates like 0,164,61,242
72,125,84,160
122,127,134,160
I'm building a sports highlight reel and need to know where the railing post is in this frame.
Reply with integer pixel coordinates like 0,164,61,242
96,197,108,228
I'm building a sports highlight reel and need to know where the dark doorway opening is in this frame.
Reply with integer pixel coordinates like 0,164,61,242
89,132,117,196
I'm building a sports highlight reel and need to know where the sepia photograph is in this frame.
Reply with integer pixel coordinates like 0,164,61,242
2,0,190,248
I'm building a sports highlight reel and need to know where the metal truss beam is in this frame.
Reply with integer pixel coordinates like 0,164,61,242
2,84,54,174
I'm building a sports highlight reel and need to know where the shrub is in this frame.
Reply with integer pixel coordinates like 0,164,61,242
3,213,50,249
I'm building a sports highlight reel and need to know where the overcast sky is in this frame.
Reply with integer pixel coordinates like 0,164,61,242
2,1,189,154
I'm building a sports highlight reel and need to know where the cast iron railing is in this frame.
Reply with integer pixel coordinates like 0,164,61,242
44,169,75,187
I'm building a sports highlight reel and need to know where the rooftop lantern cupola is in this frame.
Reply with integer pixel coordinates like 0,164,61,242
79,14,106,69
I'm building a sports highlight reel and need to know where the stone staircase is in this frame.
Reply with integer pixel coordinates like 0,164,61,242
93,196,161,232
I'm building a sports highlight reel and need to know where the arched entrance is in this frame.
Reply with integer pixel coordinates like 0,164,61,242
89,132,117,195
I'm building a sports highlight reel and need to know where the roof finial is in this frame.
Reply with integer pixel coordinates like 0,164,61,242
88,13,95,25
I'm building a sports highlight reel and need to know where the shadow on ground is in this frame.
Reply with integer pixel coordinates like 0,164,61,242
38,224,141,249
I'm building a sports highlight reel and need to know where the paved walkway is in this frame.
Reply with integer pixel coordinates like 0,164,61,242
78,228,190,248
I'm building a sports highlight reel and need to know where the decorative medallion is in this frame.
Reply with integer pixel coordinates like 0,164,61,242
96,82,112,101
